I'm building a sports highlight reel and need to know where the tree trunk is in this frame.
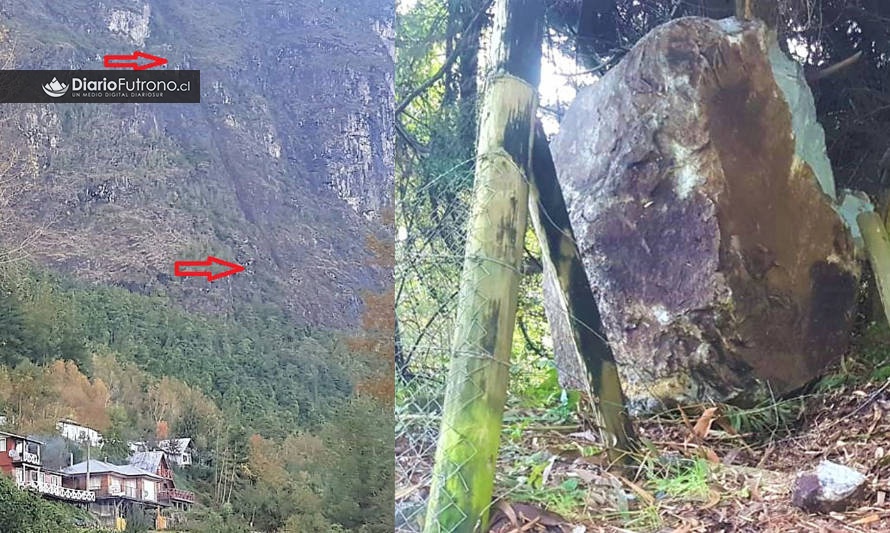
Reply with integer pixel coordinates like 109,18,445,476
576,0,618,69
457,0,486,152
527,121,637,464
735,0,778,29
858,211,890,328
423,1,543,531
443,0,460,107
394,318,414,383
877,189,890,228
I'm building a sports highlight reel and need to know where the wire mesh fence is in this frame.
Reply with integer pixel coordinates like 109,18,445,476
393,146,648,532
395,156,477,532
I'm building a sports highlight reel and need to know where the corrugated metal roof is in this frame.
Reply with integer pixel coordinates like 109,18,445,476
128,451,165,473
158,438,192,451
63,459,162,480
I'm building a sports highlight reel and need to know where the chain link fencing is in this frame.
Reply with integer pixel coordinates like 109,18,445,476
395,155,478,532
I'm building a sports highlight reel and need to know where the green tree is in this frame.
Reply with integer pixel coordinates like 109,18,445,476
320,397,393,533
0,291,29,366
0,474,98,532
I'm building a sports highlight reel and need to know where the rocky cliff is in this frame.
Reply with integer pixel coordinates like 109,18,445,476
0,0,393,328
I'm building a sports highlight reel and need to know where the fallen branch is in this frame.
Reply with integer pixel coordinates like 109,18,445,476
807,51,863,83
848,377,890,418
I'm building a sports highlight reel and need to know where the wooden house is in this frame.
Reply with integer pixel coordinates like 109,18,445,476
157,438,194,467
0,431,94,503
129,451,195,509
63,459,165,529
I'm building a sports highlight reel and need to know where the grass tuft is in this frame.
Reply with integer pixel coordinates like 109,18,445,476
721,397,805,437
646,456,711,500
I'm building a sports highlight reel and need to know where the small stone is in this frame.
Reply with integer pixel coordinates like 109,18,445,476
791,460,867,513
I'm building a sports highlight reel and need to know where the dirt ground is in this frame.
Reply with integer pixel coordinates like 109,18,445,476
396,375,890,532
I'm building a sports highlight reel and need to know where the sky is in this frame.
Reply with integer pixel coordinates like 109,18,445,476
397,0,417,15
538,40,597,135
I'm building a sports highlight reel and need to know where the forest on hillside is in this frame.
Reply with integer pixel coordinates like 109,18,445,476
0,258,393,532
0,4,395,530
395,0,890,531
0,125,393,532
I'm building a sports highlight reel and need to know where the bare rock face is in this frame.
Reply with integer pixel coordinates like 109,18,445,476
545,17,859,412
1,0,393,329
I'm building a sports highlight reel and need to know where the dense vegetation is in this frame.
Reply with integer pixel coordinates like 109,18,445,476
2,265,353,435
395,0,553,394
0,262,392,533
0,474,101,533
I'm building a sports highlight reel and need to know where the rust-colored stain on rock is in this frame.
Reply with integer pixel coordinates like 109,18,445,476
705,35,856,390
544,17,859,411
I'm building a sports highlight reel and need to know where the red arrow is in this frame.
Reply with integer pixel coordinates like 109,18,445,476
174,256,244,282
103,51,168,70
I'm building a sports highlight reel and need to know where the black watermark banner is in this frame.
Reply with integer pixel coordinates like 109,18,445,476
0,70,200,103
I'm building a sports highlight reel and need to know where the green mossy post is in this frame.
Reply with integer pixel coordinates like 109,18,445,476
858,211,890,328
527,121,637,465
423,1,544,531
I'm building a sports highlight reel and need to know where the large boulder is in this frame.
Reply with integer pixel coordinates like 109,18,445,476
544,17,860,413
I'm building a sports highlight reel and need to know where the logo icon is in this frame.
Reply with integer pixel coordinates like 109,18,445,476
42,77,69,97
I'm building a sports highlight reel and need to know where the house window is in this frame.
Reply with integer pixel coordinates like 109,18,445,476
0,438,5,452
88,476,101,490
124,479,137,498
143,480,156,501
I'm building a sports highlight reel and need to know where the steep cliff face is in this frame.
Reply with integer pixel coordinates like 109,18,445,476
0,0,393,328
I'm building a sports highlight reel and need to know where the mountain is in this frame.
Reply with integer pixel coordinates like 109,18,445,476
0,0,394,329
0,2,395,529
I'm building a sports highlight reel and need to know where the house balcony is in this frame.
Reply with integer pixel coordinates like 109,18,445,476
159,488,195,503
19,480,95,502
10,450,41,467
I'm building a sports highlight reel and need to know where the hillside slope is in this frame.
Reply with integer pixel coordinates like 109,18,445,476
0,0,394,328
